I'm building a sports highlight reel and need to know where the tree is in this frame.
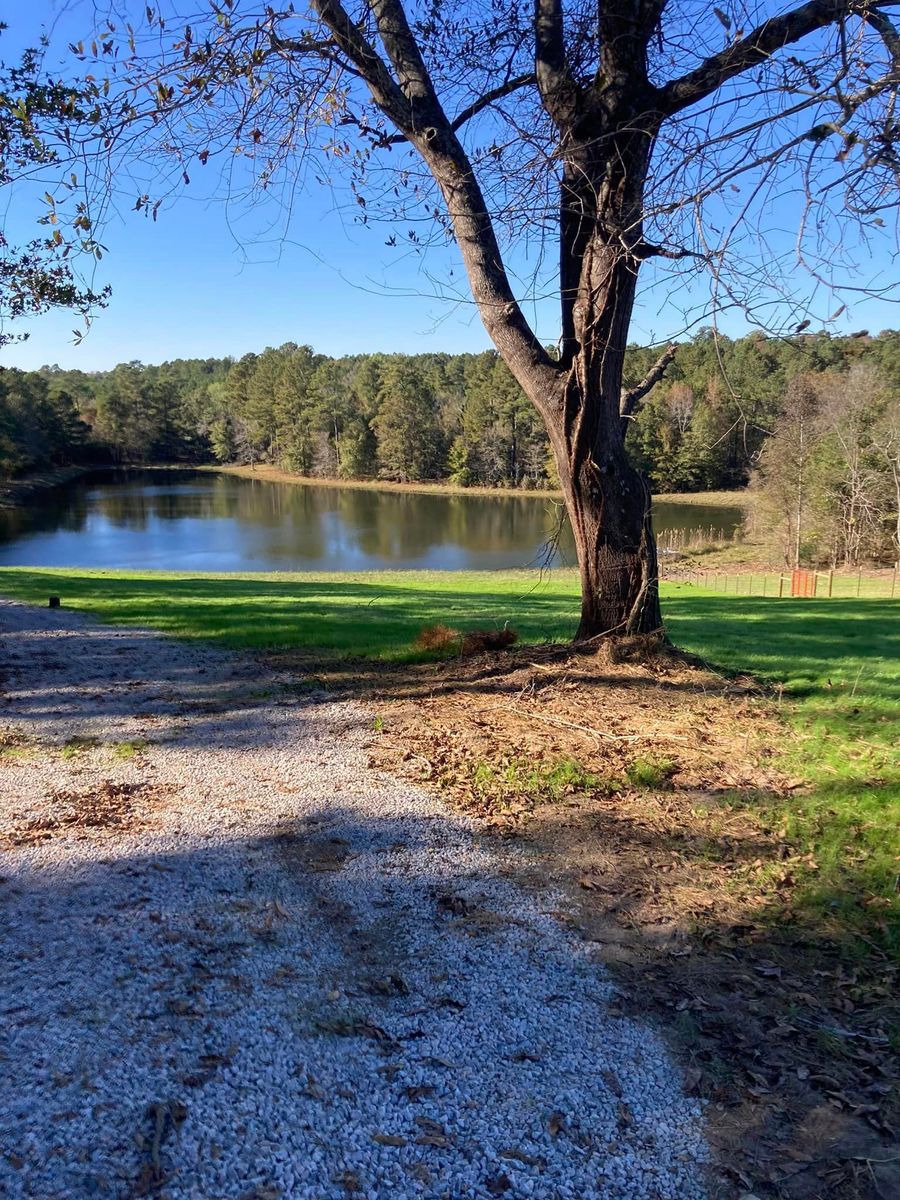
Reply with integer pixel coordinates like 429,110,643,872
372,358,443,481
872,402,900,560
68,1,900,635
755,366,900,566
756,374,822,567
0,29,109,344
816,365,888,566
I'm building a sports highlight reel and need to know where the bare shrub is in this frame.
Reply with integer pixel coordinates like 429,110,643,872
460,626,519,657
414,624,461,653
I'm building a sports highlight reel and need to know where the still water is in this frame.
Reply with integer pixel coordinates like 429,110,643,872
0,470,741,572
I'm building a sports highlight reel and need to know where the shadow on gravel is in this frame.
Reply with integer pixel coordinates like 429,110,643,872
2,807,897,1200
0,610,360,750
0,803,710,1200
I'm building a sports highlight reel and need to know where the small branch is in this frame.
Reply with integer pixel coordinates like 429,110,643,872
477,705,692,746
380,73,536,146
620,344,678,421
633,241,708,262
450,73,537,133
866,9,900,66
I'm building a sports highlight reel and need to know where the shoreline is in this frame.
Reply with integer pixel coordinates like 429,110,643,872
0,458,752,511
0,464,93,509
206,462,752,508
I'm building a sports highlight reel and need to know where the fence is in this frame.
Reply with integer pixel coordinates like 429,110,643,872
660,562,899,599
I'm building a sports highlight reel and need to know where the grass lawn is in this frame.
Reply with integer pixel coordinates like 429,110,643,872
665,582,899,954
0,566,582,656
0,566,897,951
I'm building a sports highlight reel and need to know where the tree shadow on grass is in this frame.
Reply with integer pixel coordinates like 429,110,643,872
0,568,581,658
663,596,900,701
509,787,900,1200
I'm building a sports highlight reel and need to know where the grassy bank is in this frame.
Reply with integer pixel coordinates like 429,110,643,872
211,463,750,509
0,565,895,950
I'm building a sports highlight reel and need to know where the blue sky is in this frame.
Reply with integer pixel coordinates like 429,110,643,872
2,1,900,372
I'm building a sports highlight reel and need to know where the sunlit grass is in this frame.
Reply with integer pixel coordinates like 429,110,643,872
0,566,581,657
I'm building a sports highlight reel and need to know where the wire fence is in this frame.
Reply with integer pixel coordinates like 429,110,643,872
661,563,899,599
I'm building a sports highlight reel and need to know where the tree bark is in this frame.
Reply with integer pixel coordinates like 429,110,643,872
546,108,663,641
548,382,662,641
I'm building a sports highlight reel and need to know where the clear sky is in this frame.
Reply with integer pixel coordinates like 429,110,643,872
2,1,899,373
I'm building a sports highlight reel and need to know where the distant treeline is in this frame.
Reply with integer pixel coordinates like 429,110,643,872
3,329,900,499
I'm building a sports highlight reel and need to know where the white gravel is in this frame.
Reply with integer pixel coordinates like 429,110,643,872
0,599,711,1200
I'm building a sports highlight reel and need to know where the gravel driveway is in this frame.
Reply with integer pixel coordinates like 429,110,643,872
0,599,710,1200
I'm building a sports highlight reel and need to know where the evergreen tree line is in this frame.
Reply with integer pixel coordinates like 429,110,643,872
1,330,899,560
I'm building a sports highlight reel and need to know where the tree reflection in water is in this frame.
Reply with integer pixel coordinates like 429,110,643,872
0,469,740,571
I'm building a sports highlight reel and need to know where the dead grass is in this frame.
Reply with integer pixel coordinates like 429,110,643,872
414,622,519,656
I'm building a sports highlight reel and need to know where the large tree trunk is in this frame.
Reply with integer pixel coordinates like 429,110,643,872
565,451,661,641
548,385,662,642
540,78,663,642
550,181,663,641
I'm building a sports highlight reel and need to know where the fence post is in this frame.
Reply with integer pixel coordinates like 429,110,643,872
857,569,862,598
828,569,834,598
893,565,897,599
778,573,785,598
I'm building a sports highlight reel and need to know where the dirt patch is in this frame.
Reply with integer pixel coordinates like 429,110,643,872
1,779,176,849
270,642,898,1200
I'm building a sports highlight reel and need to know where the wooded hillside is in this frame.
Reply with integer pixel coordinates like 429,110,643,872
3,329,899,510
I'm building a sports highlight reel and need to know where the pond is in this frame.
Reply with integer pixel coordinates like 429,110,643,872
0,470,743,572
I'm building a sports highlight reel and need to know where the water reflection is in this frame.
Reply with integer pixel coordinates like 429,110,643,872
0,470,740,572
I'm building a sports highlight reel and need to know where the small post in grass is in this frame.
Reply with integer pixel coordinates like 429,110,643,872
828,569,834,598
48,596,60,609
857,569,863,598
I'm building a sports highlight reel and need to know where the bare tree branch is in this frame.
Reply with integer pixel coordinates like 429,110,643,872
620,344,678,421
381,72,537,146
450,74,538,134
659,0,900,115
535,0,584,128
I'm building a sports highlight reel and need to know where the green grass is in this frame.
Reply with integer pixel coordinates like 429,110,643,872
626,755,677,789
664,581,900,953
0,565,896,952
0,566,581,658
472,755,616,808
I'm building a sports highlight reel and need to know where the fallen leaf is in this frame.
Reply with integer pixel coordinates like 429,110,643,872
372,1133,407,1147
499,1148,543,1166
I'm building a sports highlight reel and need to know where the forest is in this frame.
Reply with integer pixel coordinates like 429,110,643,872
1,328,899,563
